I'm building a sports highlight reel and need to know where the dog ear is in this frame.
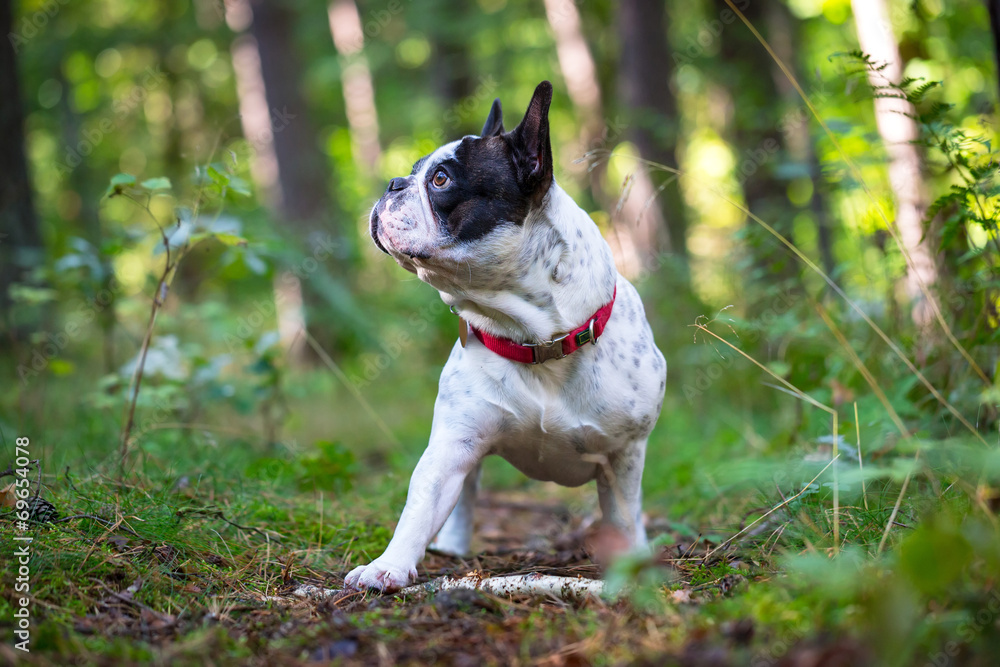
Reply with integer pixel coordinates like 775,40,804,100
481,98,504,137
509,81,553,198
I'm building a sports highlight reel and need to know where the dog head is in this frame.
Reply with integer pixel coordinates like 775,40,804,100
369,81,555,289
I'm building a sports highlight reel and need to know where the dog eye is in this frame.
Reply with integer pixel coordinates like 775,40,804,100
431,170,450,188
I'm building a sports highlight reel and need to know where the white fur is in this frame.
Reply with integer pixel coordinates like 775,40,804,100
347,170,666,592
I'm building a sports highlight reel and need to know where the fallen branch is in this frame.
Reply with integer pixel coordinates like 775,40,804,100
406,572,606,603
262,572,610,605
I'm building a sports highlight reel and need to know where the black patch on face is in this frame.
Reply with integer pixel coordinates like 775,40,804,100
377,81,555,245
425,136,532,243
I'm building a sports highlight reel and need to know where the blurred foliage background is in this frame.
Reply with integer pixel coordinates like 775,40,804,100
1,0,1000,660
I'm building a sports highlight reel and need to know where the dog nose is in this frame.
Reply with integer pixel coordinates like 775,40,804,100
388,177,409,192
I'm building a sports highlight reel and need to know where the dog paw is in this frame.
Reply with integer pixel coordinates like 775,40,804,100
344,560,417,592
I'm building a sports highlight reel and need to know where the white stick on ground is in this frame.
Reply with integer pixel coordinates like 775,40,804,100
403,573,606,603
266,574,608,604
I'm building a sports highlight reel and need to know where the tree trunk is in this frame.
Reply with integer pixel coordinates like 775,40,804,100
0,0,43,340
617,0,688,270
765,1,836,279
851,0,940,327
328,0,381,175
716,0,799,288
542,0,671,281
56,70,116,371
227,0,347,361
987,0,1000,102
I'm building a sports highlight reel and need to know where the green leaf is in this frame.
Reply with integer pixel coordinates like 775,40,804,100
210,232,248,247
243,250,267,275
140,177,172,191
105,173,136,198
227,175,251,197
207,164,230,188
9,284,58,305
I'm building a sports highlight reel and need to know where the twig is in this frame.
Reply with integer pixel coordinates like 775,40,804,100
854,402,868,510
877,451,920,555
93,579,175,624
264,573,610,605
63,466,82,495
0,459,40,478
174,507,283,542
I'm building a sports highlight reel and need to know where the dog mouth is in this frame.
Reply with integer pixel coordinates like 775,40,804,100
369,209,391,255
372,216,435,265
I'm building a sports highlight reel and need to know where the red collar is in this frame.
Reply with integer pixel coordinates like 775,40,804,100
464,287,617,364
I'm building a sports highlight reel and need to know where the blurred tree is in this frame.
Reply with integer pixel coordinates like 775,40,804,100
428,2,476,105
715,0,800,289
328,0,381,175
544,0,674,282
55,70,115,371
617,0,689,278
852,0,941,331
226,0,347,361
0,0,42,339
765,2,836,279
989,0,1000,100
542,0,604,150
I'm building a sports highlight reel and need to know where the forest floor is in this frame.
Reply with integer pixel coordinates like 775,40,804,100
0,477,873,667
3,363,998,666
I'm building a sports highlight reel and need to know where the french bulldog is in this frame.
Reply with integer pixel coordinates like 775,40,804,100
347,81,666,591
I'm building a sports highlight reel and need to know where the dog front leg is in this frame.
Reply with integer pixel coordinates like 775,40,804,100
430,461,481,557
345,441,480,592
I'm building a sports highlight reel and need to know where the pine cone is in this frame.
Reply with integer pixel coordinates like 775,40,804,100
27,497,60,524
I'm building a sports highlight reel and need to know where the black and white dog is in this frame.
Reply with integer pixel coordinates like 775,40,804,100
347,81,666,592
